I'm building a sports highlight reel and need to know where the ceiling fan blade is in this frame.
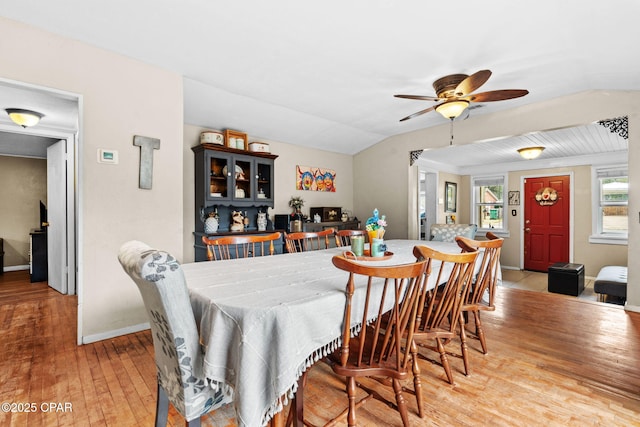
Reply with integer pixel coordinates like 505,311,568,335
454,69,492,97
462,89,529,102
394,94,440,101
399,105,437,122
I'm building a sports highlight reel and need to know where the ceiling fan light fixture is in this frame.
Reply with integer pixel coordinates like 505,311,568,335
435,100,469,119
518,146,545,160
5,108,44,128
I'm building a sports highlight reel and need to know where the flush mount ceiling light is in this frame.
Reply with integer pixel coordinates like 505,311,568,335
5,108,44,128
517,146,545,160
434,100,470,120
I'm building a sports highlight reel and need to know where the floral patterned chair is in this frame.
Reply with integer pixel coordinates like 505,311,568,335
118,240,232,427
429,223,478,242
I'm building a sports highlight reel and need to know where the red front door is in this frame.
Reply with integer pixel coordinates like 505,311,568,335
524,175,570,272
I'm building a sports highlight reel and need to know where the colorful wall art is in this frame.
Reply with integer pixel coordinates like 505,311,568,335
296,165,336,192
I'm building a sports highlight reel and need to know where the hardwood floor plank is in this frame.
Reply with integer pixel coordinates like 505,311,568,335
102,338,153,424
81,340,110,426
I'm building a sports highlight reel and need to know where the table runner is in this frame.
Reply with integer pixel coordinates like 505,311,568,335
183,239,463,426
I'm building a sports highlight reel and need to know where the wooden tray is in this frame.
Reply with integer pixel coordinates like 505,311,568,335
342,250,394,261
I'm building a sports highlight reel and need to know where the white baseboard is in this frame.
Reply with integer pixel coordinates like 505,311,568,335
81,322,150,344
3,265,29,272
624,304,640,313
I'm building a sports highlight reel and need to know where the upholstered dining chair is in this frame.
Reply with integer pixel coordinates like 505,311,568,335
411,245,478,393
118,241,232,427
455,234,504,375
284,229,334,253
202,231,281,260
334,229,366,247
306,254,428,427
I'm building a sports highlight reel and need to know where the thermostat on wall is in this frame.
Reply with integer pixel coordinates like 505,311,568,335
98,148,118,164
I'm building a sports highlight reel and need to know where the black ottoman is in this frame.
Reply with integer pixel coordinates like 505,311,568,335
548,262,585,296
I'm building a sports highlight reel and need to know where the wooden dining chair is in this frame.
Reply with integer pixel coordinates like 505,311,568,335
334,229,366,247
411,245,478,393
284,229,334,253
486,231,501,241
303,254,428,427
118,241,233,427
455,234,504,375
202,232,281,260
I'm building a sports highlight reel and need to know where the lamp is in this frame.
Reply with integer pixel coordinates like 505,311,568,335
517,146,545,160
5,108,44,128
435,100,469,119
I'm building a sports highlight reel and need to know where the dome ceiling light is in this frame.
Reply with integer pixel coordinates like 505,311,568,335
517,146,545,160
5,108,44,128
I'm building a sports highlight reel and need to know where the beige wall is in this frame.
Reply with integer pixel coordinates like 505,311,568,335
420,166,628,277
0,156,47,267
0,17,184,340
182,125,354,262
421,165,627,277
500,166,627,276
354,91,640,311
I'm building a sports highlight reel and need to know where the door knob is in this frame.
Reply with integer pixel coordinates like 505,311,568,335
525,227,531,232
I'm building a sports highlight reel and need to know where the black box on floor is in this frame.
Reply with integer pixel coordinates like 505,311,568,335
548,262,585,296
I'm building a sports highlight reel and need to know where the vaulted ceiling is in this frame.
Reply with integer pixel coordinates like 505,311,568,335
1,1,639,161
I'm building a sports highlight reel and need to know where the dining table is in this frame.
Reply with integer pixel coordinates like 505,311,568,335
183,239,475,427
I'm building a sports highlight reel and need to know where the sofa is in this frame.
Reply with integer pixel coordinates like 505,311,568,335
429,224,478,242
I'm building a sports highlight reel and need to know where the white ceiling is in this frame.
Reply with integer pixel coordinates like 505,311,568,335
1,1,639,163
418,120,628,175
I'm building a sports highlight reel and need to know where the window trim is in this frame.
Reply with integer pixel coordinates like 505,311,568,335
589,165,628,245
471,174,508,233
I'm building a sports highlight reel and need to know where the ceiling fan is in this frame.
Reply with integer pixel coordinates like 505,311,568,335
395,70,529,122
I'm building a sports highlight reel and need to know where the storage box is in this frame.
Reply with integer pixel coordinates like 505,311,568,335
548,262,585,296
310,207,341,222
249,142,270,153
200,131,224,145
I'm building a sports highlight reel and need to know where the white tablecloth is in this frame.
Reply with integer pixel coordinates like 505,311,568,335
183,239,462,427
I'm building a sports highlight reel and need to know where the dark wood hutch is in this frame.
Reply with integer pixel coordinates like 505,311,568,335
192,143,280,261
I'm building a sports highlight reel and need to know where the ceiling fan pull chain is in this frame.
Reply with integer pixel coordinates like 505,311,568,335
450,118,454,145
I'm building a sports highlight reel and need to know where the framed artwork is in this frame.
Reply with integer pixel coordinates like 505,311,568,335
445,181,457,213
296,165,336,192
508,190,520,206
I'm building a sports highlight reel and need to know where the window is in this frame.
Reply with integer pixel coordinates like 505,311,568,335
472,175,506,231
591,166,628,243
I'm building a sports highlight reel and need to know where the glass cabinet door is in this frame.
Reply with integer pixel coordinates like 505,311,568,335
255,158,273,203
233,156,252,201
207,152,231,202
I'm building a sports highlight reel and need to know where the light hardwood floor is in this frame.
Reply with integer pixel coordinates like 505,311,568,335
500,269,600,303
1,269,638,426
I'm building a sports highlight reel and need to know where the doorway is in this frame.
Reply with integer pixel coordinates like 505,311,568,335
418,169,438,240
523,174,571,272
0,129,77,295
0,77,80,341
